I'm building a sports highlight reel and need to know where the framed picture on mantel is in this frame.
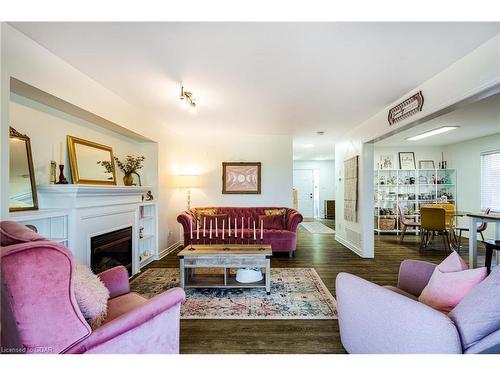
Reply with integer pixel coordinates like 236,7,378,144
222,162,261,194
399,152,416,170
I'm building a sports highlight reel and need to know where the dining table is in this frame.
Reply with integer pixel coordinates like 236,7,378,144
468,212,500,268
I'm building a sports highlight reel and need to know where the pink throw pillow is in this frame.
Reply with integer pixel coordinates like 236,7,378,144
73,263,110,330
418,251,487,313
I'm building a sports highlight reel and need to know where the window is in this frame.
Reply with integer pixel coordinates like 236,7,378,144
481,150,500,212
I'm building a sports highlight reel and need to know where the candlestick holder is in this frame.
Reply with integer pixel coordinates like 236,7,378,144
258,237,266,251
188,240,195,251
56,164,68,184
50,160,57,184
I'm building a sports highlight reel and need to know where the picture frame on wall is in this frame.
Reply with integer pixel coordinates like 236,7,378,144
399,152,416,170
418,160,435,169
379,154,394,170
222,162,261,194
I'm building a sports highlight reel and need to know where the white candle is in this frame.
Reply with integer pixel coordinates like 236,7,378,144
222,220,225,240
209,220,212,239
234,217,237,238
196,219,200,240
241,217,244,239
253,220,256,240
215,217,218,238
228,217,231,237
203,217,206,237
260,219,264,240
190,219,193,240
52,144,55,161
59,142,63,165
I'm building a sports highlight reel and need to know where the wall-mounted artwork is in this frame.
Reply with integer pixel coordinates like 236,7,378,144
379,154,394,170
344,156,358,222
222,162,261,194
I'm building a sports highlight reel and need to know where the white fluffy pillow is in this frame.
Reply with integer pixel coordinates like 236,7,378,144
73,263,110,329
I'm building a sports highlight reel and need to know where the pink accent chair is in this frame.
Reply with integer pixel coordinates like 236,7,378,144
1,221,185,354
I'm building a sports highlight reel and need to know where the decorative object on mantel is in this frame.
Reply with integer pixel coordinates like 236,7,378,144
387,91,424,125
419,160,435,169
399,152,416,170
56,164,69,184
143,190,154,201
9,127,38,212
67,135,117,185
100,155,145,186
50,160,57,184
343,156,358,222
222,162,261,194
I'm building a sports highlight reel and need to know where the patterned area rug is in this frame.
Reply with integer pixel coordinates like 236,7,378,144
130,268,337,320
300,221,336,234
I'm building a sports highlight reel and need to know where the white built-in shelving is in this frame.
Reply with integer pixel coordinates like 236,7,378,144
138,201,159,268
9,209,70,246
374,168,457,234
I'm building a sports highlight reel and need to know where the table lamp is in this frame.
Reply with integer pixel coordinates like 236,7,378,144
175,174,200,209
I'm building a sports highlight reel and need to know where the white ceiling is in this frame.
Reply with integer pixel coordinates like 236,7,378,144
376,93,500,147
11,22,500,160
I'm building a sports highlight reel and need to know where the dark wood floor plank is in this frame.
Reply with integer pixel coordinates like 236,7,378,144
144,220,487,354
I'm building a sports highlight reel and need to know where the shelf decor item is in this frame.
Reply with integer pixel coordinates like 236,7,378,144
399,152,416,170
379,154,394,170
418,160,435,169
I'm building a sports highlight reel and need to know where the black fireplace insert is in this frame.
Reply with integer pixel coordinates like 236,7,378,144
90,226,132,276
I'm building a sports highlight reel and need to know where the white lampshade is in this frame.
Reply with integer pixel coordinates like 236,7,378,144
175,174,200,188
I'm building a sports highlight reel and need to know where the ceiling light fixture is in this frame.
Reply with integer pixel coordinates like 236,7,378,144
180,84,196,113
406,126,458,141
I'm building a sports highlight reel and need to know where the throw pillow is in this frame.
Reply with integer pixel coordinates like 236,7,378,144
194,208,218,225
264,208,286,216
73,263,110,330
418,251,487,314
449,266,500,350
258,214,285,230
0,221,46,246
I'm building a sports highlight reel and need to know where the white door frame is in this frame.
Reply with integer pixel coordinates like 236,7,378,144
293,168,318,218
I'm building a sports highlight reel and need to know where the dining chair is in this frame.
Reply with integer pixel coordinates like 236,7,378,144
455,208,491,252
433,203,456,229
398,204,420,241
419,207,451,252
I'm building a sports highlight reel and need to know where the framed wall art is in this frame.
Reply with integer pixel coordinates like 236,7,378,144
399,152,416,170
379,154,394,170
222,162,261,194
418,160,435,169
343,155,358,222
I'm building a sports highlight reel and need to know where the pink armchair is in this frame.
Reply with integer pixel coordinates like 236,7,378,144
1,221,185,354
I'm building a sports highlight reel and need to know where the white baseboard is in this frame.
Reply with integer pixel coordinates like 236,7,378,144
159,241,182,259
335,234,364,258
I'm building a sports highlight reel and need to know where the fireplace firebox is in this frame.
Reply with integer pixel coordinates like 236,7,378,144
91,227,132,276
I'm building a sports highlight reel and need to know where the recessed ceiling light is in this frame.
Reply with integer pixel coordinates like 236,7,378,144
406,126,459,141
317,131,325,136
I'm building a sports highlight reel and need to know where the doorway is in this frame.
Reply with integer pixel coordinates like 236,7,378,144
293,169,315,218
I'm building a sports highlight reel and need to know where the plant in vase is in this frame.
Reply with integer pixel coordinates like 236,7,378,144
98,155,145,186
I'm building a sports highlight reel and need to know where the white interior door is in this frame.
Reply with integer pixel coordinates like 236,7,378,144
293,169,314,218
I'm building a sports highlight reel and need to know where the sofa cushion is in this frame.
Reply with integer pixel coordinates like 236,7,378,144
0,221,46,246
384,285,418,301
200,214,229,227
259,214,285,230
449,266,500,350
73,263,110,330
104,292,147,323
418,251,487,314
194,207,218,223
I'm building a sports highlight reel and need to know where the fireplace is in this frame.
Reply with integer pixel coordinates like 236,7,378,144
91,227,133,276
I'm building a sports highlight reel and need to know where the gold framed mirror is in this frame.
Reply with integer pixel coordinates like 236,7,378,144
9,127,38,212
67,135,117,185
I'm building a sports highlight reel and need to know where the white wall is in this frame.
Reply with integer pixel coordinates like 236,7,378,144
9,94,157,186
445,133,500,239
293,160,335,218
335,33,500,258
166,133,293,210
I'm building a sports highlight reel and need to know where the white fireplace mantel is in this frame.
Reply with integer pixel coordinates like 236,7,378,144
37,184,151,209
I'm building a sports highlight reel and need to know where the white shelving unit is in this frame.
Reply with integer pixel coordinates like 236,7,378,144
138,201,159,269
9,209,70,245
374,168,457,234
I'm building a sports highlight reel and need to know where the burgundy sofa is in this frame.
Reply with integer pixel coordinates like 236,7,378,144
0,221,185,354
177,207,303,257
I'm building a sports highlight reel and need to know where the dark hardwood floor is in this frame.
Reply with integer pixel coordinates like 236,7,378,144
144,220,488,354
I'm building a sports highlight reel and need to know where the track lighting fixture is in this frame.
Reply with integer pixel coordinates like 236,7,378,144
180,84,196,113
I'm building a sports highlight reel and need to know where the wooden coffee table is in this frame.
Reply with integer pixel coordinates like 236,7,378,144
178,244,272,294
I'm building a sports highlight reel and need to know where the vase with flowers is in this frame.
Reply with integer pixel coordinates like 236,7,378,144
98,155,145,186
